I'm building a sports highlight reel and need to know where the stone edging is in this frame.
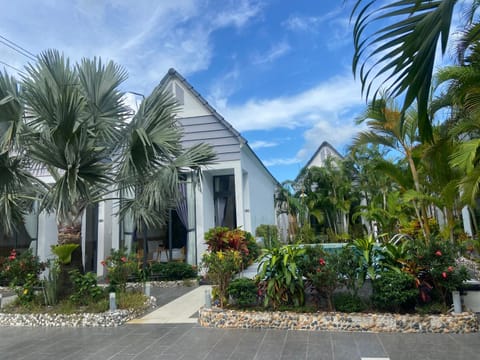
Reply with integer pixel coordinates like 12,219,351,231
198,307,478,333
0,296,156,327
125,279,199,289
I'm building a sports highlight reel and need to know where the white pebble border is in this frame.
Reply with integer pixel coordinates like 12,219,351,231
199,307,478,333
0,296,156,327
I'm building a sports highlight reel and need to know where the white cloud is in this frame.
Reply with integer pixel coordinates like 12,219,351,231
299,119,364,160
208,67,240,110
263,157,301,167
0,0,262,94
249,140,278,149
283,11,338,32
223,72,364,132
212,0,263,29
252,41,291,65
283,16,314,32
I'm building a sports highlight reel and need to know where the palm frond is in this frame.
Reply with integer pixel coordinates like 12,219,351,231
450,139,480,173
77,57,129,148
352,0,457,142
0,71,22,154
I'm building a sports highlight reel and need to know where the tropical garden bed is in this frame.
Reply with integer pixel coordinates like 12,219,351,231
200,227,480,333
0,247,199,327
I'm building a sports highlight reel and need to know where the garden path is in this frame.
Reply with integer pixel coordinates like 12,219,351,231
129,285,211,324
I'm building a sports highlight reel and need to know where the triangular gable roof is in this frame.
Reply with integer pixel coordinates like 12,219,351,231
159,68,247,145
158,68,279,186
304,141,343,169
295,141,343,182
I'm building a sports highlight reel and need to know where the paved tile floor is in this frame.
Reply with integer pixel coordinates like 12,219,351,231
0,324,479,360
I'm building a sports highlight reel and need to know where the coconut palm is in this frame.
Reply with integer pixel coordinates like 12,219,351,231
351,0,480,142
0,50,215,270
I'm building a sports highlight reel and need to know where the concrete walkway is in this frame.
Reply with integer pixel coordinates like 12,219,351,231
129,285,211,324
128,260,261,325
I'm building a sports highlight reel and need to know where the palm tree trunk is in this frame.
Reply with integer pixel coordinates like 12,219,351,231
407,151,431,241
444,207,455,244
57,216,84,272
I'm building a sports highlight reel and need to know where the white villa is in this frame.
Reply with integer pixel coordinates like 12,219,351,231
1,69,279,276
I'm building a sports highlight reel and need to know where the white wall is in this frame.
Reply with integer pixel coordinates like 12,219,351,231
196,171,213,263
96,200,113,277
195,161,245,264
240,147,277,235
169,79,211,118
37,211,57,263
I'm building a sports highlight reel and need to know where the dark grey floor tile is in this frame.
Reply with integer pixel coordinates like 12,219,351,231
110,355,136,360
229,349,258,360
285,330,310,343
331,335,360,360
306,344,333,360
281,342,307,360
152,354,184,360
353,333,387,358
254,353,282,360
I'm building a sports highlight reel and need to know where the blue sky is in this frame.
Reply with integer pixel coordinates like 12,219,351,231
0,1,391,181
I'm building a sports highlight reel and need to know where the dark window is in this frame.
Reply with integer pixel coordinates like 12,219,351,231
214,175,236,229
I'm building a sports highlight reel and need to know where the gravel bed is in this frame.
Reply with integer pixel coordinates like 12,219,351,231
199,307,479,333
0,279,197,327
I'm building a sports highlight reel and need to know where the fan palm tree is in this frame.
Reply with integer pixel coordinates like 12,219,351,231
351,0,480,142
0,71,44,236
0,50,215,270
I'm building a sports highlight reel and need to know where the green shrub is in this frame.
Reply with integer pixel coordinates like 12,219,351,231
255,225,279,249
333,293,367,313
295,225,315,243
202,250,242,307
372,270,418,313
43,260,60,306
336,246,363,296
149,262,197,281
227,277,258,307
101,248,139,292
298,246,340,311
414,237,469,306
205,227,259,268
258,245,305,309
244,231,261,265
415,301,447,315
69,270,104,305
117,290,148,310
0,249,45,287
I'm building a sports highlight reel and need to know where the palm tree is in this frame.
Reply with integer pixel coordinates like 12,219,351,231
351,0,480,142
20,51,129,247
303,160,354,239
348,144,406,237
434,27,480,206
420,124,464,242
353,98,432,239
117,84,216,266
0,71,44,236
0,50,215,270
275,180,302,242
